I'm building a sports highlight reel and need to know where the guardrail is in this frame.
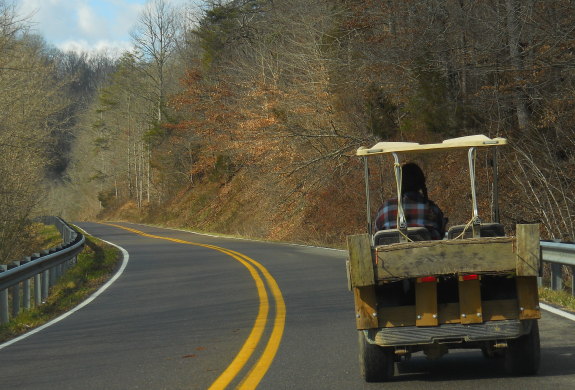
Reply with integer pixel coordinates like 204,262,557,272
541,241,575,296
0,217,85,324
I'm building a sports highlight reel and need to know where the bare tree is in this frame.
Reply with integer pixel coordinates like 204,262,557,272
0,6,70,262
130,0,180,123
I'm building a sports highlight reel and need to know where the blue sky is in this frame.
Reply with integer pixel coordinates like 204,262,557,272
17,0,197,56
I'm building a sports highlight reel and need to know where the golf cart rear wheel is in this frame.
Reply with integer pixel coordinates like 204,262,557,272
505,320,540,375
358,331,395,382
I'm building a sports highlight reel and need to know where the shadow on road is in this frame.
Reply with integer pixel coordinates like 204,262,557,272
389,345,575,383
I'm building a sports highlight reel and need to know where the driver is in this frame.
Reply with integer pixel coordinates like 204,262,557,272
374,162,446,239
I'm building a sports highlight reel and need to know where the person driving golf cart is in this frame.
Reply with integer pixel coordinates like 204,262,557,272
374,162,446,240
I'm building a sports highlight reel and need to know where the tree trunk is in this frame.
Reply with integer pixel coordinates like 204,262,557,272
505,0,529,130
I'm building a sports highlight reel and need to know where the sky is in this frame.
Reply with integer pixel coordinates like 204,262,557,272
16,0,196,57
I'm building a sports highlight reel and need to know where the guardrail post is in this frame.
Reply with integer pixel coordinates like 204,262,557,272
22,258,31,310
30,253,41,307
42,270,50,301
44,246,58,287
551,263,563,291
572,266,575,297
34,272,41,306
9,262,20,317
50,265,58,286
0,265,8,324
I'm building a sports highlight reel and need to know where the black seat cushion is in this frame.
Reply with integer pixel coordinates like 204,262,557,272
447,223,505,239
373,227,432,246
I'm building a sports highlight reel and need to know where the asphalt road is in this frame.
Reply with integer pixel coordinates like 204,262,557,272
0,222,574,389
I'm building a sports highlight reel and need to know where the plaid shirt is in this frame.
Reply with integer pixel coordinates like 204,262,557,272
375,191,444,239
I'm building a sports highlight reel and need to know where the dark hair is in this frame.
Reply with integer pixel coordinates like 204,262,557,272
401,162,428,200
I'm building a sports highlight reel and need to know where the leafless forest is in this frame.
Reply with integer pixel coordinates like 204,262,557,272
2,0,575,261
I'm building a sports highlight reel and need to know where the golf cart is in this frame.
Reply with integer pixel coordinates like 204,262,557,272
345,135,541,382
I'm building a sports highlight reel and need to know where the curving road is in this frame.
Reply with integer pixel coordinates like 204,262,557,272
0,222,574,389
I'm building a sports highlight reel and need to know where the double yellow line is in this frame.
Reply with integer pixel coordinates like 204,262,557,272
103,223,285,389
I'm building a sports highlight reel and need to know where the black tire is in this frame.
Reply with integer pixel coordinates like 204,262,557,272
505,320,540,376
358,331,395,382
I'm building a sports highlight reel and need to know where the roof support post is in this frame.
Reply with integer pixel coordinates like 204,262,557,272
363,156,372,236
492,147,500,223
392,153,408,242
468,147,481,238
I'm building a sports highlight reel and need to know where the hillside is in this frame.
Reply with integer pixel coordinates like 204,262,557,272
1,1,574,262
69,0,575,245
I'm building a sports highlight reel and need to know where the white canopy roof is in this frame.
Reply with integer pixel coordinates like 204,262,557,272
356,134,507,156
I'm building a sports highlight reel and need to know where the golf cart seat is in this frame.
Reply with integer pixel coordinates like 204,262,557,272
447,223,505,239
373,227,432,246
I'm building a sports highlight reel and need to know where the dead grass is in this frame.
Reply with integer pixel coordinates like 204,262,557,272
539,287,575,314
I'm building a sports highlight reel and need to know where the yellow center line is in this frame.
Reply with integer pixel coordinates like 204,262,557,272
101,223,285,390
205,248,268,390
232,249,286,389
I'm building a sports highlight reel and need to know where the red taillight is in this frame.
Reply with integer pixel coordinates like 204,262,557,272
419,276,437,283
461,274,479,281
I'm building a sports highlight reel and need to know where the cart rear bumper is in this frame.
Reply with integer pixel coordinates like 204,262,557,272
367,319,530,347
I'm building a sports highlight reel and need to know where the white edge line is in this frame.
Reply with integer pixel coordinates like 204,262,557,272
0,232,130,351
540,302,575,322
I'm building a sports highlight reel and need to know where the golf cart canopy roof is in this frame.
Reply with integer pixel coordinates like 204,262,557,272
356,134,507,156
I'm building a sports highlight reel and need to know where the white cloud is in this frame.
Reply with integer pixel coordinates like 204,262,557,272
18,0,78,42
16,0,147,56
16,0,200,57
77,3,99,36
58,39,134,58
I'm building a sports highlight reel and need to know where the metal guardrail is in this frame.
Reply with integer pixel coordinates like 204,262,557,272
541,241,575,296
0,217,85,324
